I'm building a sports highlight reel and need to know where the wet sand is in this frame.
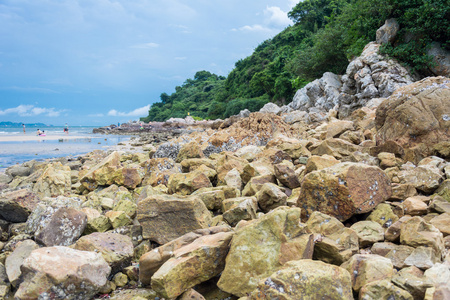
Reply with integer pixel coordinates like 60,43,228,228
0,134,91,142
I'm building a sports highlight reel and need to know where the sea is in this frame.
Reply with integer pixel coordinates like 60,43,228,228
0,125,131,171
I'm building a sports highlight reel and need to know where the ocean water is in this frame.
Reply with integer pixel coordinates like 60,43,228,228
0,126,131,171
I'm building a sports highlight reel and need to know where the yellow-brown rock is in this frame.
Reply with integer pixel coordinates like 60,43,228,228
80,152,121,191
273,162,300,189
217,207,314,297
255,183,287,212
341,254,394,292
376,76,450,149
168,169,212,195
151,231,234,299
215,153,248,186
249,259,353,300
304,154,340,174
311,138,361,159
141,157,180,187
359,279,413,300
136,194,212,244
33,162,72,198
139,225,231,286
176,140,205,163
298,162,392,222
400,216,444,255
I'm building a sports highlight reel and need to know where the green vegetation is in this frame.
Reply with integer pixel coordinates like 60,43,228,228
142,0,449,122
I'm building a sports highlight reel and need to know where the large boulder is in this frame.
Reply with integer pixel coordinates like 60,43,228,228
33,162,71,198
289,72,342,112
151,231,234,299
35,207,87,247
136,194,212,244
217,207,314,297
79,151,121,190
0,189,39,223
72,232,134,275
248,259,353,300
5,240,39,287
427,42,450,77
376,77,450,151
298,162,392,222
139,226,232,286
141,157,180,187
14,246,111,300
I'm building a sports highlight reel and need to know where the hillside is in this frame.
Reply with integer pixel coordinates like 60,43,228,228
141,0,449,122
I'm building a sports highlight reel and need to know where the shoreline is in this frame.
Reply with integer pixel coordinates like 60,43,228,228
0,134,92,142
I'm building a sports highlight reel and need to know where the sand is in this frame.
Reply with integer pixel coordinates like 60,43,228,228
0,134,92,142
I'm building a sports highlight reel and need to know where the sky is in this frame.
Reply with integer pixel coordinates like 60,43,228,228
0,0,298,126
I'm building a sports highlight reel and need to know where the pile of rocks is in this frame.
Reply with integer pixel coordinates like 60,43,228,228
0,73,449,299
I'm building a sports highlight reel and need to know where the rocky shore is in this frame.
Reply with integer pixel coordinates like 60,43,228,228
0,30,449,299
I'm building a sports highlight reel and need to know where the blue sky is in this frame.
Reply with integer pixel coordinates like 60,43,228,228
0,0,297,125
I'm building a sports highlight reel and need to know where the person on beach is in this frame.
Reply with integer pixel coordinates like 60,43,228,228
22,123,25,134
64,123,69,134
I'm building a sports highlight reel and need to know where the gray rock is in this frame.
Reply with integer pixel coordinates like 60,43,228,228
259,102,281,115
427,42,450,77
376,18,400,44
5,165,31,178
5,239,39,287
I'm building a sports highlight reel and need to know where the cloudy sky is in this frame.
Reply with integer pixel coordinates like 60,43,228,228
0,0,297,125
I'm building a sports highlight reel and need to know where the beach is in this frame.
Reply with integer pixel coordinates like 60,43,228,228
0,126,132,170
0,134,91,142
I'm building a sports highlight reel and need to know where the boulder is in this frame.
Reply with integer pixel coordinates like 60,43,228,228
259,102,281,115
168,169,212,195
151,231,234,299
371,242,414,269
430,213,450,236
141,157,180,187
139,226,231,286
376,77,450,150
136,194,212,244
359,279,413,300
427,42,450,77
112,167,142,189
397,164,443,193
392,266,433,299
0,189,39,223
306,212,359,265
310,138,360,160
5,240,39,287
242,174,277,196
15,246,110,300
298,162,392,222
35,207,87,247
176,140,204,163
255,183,287,213
104,210,132,228
289,72,342,112
400,216,444,257
304,155,340,174
248,259,353,300
33,162,71,198
26,196,84,238
216,153,248,186
217,207,314,297
273,162,300,189
367,203,399,228
72,232,134,275
350,221,384,247
80,151,121,191
341,254,394,292
222,197,258,226
376,18,400,45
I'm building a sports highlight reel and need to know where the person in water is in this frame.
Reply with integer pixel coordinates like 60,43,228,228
37,129,42,136
22,123,26,134
64,123,69,134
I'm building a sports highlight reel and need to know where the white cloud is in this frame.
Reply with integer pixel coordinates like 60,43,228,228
0,105,65,117
264,6,293,27
235,24,272,33
107,105,150,117
130,43,160,49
